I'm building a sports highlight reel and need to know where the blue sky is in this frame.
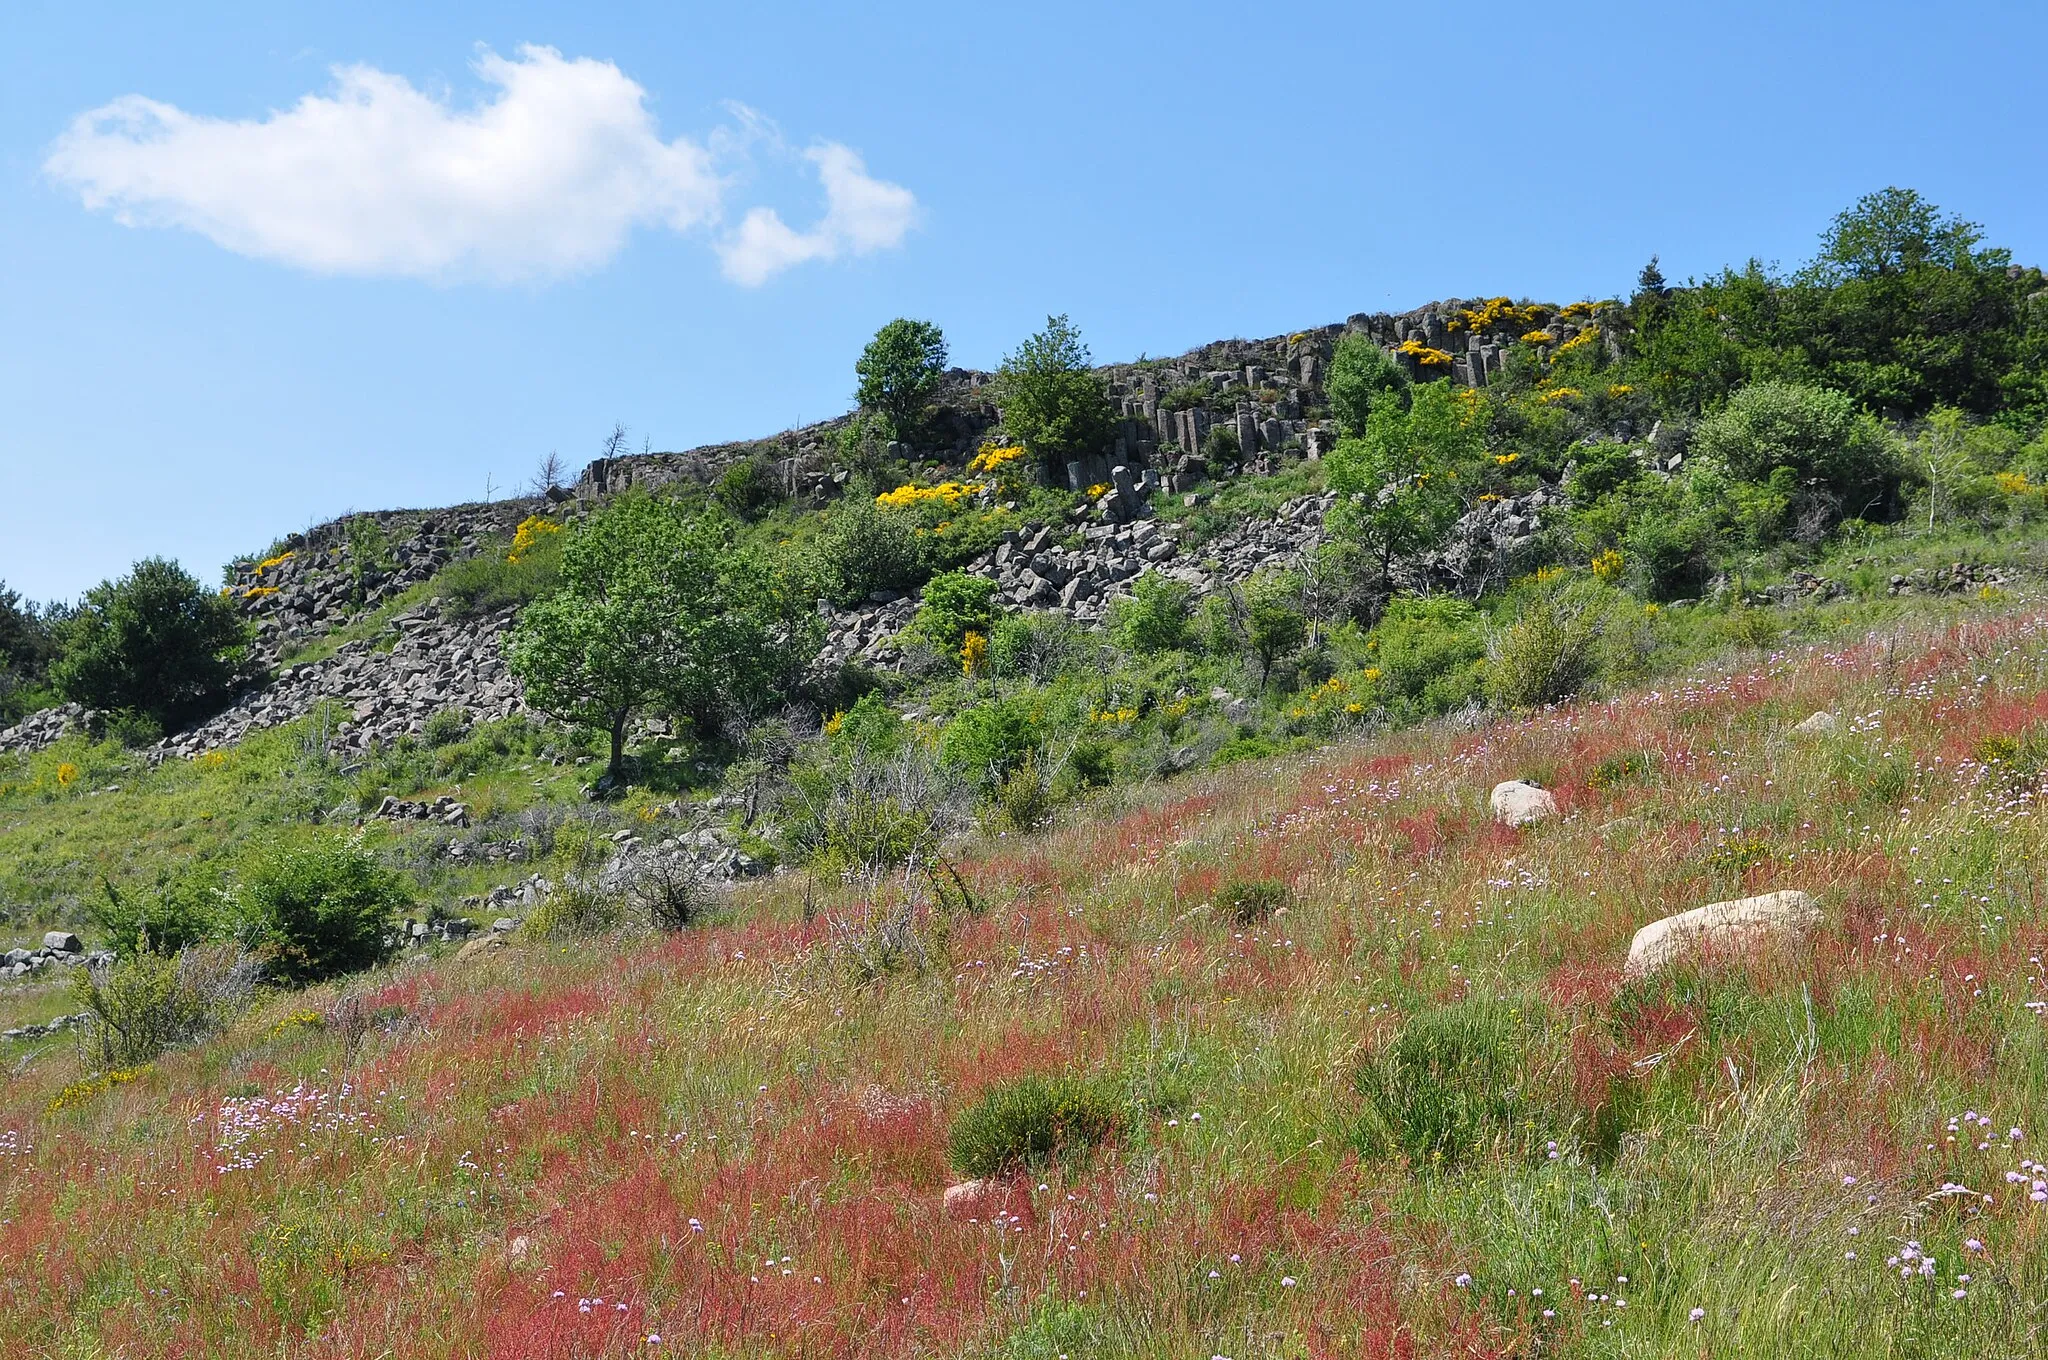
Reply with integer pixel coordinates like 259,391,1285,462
6,1,2045,603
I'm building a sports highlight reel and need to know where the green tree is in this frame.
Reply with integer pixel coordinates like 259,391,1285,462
1244,572,1308,689
0,583,62,724
855,319,949,441
1691,379,1896,505
994,315,1116,471
1324,381,1481,617
507,494,820,782
51,557,249,733
1325,332,1409,437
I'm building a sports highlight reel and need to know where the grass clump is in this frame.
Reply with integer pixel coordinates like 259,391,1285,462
1355,1000,1532,1169
948,1073,1124,1179
1218,877,1290,924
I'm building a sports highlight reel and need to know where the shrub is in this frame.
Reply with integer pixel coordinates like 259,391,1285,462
1623,504,1715,600
812,489,926,606
435,533,564,619
1486,581,1611,708
1370,595,1488,717
948,1073,1123,1178
422,708,469,747
524,881,626,939
231,838,409,985
1108,572,1195,655
1692,380,1897,500
1355,1001,1528,1167
71,942,258,1069
940,701,1035,793
988,752,1056,833
782,740,968,877
991,611,1083,683
91,871,225,958
1200,423,1240,465
1218,878,1289,924
915,571,1000,653
714,451,784,519
52,557,249,732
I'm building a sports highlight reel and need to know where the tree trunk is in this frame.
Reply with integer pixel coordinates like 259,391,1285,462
607,710,629,783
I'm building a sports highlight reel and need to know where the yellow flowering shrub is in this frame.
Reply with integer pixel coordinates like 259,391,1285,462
1537,387,1583,405
1396,338,1453,366
1493,452,1519,466
960,630,988,678
1553,325,1601,358
55,762,79,786
1085,483,1110,500
1534,566,1566,585
1996,471,2035,495
1607,383,1635,398
47,1067,144,1115
877,481,980,510
1091,707,1139,724
1449,298,1547,334
196,750,230,771
1522,331,1555,346
1591,549,1625,583
253,551,295,576
966,444,1027,476
1556,300,1614,321
508,515,562,563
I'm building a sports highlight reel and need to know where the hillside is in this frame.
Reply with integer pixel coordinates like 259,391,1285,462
3,186,2048,1357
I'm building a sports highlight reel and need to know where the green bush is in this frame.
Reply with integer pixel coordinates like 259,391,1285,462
1200,423,1240,464
51,557,249,732
714,451,784,520
231,838,409,985
1370,595,1488,717
422,708,469,747
71,942,257,1069
1325,331,1409,436
940,701,1035,792
915,571,999,653
948,1073,1123,1178
1623,503,1717,600
1486,581,1611,708
91,871,224,958
1356,1001,1529,1167
1692,380,1897,500
991,611,1083,683
812,490,926,606
1108,572,1195,655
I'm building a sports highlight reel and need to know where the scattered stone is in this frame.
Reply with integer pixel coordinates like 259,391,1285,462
1490,781,1557,828
42,932,82,955
1623,890,1820,979
943,1179,990,1217
1792,711,1838,735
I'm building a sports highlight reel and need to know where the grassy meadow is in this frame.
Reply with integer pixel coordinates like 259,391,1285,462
3,608,2048,1357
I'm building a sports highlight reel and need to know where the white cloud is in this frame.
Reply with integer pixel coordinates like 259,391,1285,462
45,46,916,285
717,143,920,286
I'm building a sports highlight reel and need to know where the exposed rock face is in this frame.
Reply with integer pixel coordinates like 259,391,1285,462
1490,781,1558,828
1623,889,1820,979
0,704,94,756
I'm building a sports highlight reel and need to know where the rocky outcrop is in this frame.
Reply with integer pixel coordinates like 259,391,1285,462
0,704,95,756
150,604,525,761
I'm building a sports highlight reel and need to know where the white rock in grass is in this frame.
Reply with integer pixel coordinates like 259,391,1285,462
943,1179,989,1216
1490,781,1557,828
1623,890,1820,979
1793,711,1838,735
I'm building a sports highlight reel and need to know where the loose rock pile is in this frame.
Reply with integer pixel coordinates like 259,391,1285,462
148,604,525,761
2,1013,91,1042
374,794,472,826
3,932,113,978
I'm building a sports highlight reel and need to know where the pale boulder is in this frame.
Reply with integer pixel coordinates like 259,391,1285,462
1623,890,1820,979
1792,711,1838,736
1490,780,1557,828
943,1179,989,1217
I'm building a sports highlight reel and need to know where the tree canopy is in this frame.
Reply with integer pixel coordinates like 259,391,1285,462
855,318,949,441
993,314,1117,470
50,558,248,733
